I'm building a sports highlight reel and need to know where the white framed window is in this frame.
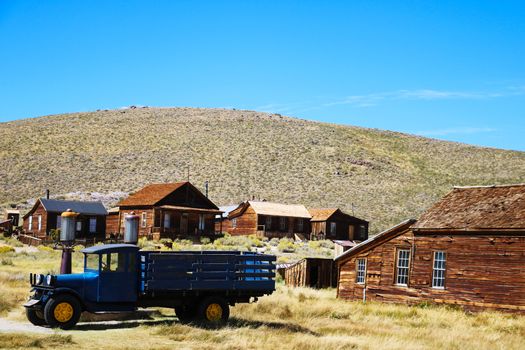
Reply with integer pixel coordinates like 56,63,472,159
163,213,171,229
37,215,42,231
56,215,62,229
265,216,272,229
76,221,82,231
297,218,303,232
28,216,33,230
198,214,205,231
279,217,286,230
141,212,147,228
356,258,367,284
330,222,337,235
395,249,410,286
231,218,237,229
432,251,447,289
89,217,97,233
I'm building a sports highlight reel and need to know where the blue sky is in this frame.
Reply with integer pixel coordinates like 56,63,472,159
1,1,524,150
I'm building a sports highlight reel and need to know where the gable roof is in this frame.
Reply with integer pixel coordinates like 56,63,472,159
413,184,525,231
248,201,311,218
335,219,417,263
117,182,187,206
230,201,311,219
24,198,107,218
308,208,338,221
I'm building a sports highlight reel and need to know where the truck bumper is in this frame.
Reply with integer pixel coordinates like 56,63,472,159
23,298,41,308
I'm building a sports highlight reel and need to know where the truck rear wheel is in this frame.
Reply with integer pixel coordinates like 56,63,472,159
44,294,82,330
196,297,230,326
26,308,47,326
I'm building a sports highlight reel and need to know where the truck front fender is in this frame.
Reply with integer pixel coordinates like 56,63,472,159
48,288,86,310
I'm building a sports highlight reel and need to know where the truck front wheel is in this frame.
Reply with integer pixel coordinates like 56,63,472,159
26,308,47,326
197,297,230,326
43,294,82,330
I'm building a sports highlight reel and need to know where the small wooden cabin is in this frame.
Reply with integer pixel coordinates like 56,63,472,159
116,182,222,241
337,184,525,313
223,201,311,238
22,198,107,240
284,258,337,289
309,208,368,241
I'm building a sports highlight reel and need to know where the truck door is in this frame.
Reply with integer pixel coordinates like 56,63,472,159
98,252,137,302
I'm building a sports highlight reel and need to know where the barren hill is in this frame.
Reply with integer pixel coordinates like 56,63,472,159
1,107,524,233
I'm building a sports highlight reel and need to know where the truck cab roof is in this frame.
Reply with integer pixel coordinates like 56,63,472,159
81,244,140,254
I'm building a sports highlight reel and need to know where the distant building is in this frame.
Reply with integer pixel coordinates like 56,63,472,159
115,182,222,241
308,208,368,241
284,257,337,289
22,198,107,240
223,201,312,238
336,184,525,313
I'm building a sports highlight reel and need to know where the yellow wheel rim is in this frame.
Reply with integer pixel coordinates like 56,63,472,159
205,303,223,321
54,302,74,323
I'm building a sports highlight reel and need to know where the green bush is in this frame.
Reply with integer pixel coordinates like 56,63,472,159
278,239,295,253
0,246,15,254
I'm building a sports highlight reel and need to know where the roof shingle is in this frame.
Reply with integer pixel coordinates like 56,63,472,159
118,182,187,206
414,184,525,230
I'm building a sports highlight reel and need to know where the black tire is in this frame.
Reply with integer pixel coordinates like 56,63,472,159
175,305,197,324
26,308,47,326
43,294,82,330
196,296,230,326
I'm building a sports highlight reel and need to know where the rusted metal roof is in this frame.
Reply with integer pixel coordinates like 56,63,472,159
117,182,187,206
414,184,525,230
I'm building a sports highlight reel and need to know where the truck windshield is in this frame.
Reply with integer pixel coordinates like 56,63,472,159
85,254,99,271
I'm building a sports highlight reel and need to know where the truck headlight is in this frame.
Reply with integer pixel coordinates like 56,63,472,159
35,274,44,285
46,274,53,286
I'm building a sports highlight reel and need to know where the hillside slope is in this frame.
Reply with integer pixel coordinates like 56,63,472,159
1,107,524,233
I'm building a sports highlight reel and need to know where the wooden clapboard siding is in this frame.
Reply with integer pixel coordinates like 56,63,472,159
106,212,120,236
23,202,48,238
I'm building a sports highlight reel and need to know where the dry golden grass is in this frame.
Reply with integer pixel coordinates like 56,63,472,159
1,239,524,349
1,107,525,233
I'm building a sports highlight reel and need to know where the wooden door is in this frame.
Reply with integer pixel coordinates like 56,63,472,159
180,213,188,235
348,225,355,240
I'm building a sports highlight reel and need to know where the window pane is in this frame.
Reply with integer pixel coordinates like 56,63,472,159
89,218,97,233
432,251,446,288
86,254,99,270
396,249,410,285
356,258,366,284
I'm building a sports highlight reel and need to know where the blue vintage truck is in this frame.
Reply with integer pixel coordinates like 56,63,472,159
24,244,276,329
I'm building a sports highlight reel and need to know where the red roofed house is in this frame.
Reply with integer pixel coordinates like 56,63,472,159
336,184,525,313
115,182,222,241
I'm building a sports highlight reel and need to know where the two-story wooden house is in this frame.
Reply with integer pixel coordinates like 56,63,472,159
115,182,222,240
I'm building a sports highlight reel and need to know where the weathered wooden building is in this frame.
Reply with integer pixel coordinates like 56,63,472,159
284,258,337,289
309,208,368,241
22,198,107,240
115,182,222,240
223,201,311,238
337,184,525,313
